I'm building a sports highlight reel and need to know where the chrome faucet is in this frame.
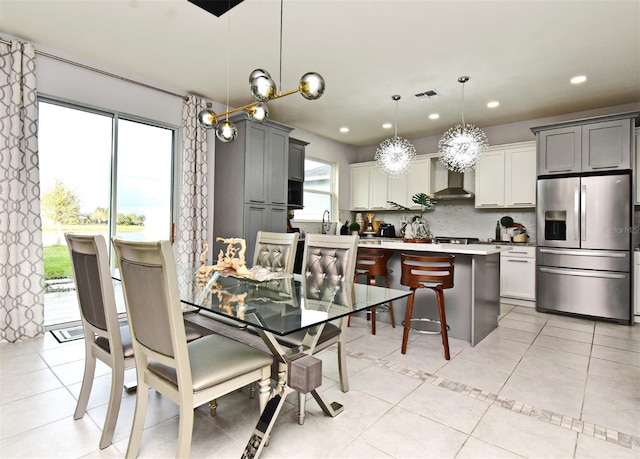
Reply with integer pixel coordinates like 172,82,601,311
322,210,331,234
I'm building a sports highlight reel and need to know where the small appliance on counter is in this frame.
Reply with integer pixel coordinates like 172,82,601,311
378,223,396,238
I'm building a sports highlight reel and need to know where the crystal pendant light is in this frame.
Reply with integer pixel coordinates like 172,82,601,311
375,95,416,177
438,76,489,172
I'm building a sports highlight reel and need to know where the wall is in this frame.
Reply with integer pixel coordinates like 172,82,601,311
286,127,359,235
287,127,359,211
27,37,640,242
353,102,640,163
30,42,219,246
345,103,640,241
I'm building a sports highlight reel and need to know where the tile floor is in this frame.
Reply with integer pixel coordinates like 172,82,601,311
1,305,639,458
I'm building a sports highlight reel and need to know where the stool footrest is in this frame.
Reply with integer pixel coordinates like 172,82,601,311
402,318,450,335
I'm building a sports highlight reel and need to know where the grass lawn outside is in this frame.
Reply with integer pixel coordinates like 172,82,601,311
43,225,143,280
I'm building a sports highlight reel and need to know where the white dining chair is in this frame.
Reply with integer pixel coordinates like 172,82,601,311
65,233,135,450
112,238,273,459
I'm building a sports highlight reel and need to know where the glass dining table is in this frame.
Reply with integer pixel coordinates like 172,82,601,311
180,270,411,459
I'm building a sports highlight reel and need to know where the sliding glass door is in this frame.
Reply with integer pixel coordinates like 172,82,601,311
38,99,175,327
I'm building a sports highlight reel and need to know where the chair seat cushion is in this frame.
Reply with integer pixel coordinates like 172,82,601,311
95,324,135,359
148,334,273,393
274,323,341,348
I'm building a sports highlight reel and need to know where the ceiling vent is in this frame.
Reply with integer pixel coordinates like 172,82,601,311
415,90,439,100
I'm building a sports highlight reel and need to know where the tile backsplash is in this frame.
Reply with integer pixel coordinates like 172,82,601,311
291,203,536,241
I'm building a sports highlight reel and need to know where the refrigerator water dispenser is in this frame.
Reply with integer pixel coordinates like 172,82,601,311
544,211,567,241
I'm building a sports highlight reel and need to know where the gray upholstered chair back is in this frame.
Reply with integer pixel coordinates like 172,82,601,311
65,234,119,337
252,231,299,274
70,249,108,331
119,259,175,357
112,238,185,359
301,234,359,283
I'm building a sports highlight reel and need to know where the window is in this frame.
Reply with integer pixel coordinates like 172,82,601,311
293,158,336,221
38,99,176,327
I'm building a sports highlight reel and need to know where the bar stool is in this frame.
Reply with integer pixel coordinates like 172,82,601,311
349,247,395,334
400,253,455,360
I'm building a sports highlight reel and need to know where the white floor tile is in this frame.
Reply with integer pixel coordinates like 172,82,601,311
3,313,640,458
398,381,491,434
575,432,640,458
348,364,422,405
456,437,523,459
359,405,468,458
471,404,578,458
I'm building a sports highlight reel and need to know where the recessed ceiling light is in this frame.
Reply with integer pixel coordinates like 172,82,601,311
487,101,500,108
382,123,392,129
571,75,587,84
428,113,440,120
339,127,349,133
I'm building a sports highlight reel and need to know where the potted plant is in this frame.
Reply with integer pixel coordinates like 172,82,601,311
349,221,361,235
388,192,437,242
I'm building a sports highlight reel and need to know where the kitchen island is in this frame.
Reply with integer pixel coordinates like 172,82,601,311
358,239,513,345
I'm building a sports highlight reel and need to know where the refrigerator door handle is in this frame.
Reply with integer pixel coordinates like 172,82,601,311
574,185,580,242
539,248,628,258
539,267,627,279
581,184,587,241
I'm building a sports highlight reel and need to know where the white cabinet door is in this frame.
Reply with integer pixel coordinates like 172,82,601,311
475,150,505,207
505,144,536,207
500,247,536,301
475,142,536,209
350,165,370,210
406,158,431,209
369,166,389,209
387,174,407,208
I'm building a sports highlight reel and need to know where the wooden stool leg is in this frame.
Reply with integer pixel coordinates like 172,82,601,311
436,287,451,360
369,276,376,335
384,274,395,328
401,289,416,354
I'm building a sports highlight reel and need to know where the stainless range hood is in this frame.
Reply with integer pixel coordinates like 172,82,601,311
432,170,474,200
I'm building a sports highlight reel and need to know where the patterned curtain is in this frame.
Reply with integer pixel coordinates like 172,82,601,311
176,96,209,296
0,40,44,342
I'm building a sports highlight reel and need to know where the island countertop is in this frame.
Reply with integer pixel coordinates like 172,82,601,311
359,239,514,256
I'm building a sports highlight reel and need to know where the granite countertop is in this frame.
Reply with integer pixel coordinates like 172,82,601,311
359,239,513,256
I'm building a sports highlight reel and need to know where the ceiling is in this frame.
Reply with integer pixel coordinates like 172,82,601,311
1,0,639,147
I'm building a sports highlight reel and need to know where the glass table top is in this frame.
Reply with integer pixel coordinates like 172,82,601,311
182,272,410,336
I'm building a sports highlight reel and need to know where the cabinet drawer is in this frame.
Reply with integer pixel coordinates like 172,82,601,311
500,246,535,259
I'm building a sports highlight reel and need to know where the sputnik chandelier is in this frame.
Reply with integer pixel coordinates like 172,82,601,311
438,76,489,172
197,0,325,142
375,95,416,177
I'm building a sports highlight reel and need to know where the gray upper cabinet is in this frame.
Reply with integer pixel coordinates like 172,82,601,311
582,120,631,172
245,122,289,206
534,113,637,176
288,138,307,181
287,138,308,209
537,126,582,174
213,116,293,258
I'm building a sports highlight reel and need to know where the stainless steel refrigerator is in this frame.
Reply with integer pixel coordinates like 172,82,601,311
536,172,633,323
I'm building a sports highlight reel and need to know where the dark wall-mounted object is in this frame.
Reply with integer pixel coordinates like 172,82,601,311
288,138,308,209
187,0,245,17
